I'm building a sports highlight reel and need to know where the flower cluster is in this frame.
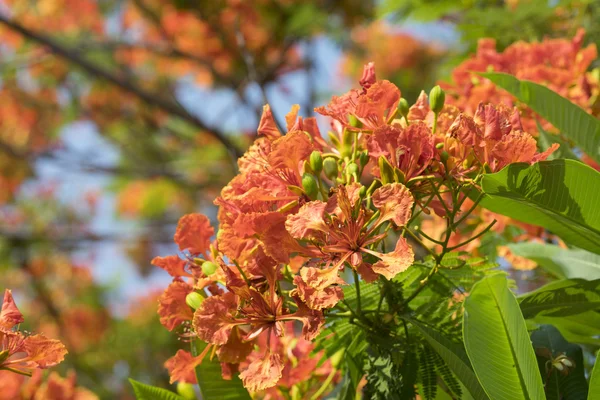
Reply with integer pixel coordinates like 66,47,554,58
0,289,67,377
154,63,557,395
443,29,598,133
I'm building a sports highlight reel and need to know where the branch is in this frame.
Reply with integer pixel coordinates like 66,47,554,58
0,14,244,159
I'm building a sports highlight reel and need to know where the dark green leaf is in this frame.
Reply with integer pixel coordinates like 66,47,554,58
463,273,545,400
129,379,185,400
191,340,250,400
531,325,588,400
518,279,600,319
480,160,600,255
480,72,600,164
589,351,600,400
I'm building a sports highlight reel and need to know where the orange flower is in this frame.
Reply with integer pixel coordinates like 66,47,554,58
287,184,415,308
174,213,214,256
0,290,67,376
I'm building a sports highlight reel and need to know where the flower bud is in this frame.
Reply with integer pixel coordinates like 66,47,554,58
378,156,395,184
302,173,319,199
309,151,323,174
435,142,444,149
186,292,204,310
398,98,410,118
358,150,370,167
429,85,445,114
201,261,218,276
177,382,197,399
440,151,449,164
345,162,359,176
323,157,339,180
359,185,367,198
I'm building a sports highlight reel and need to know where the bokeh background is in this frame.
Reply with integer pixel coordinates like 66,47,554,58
0,0,598,398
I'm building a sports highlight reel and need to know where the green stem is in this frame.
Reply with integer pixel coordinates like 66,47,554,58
353,269,362,314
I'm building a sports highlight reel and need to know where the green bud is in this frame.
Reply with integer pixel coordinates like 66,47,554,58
440,151,449,164
177,382,197,400
345,162,359,176
358,150,370,167
323,157,339,180
287,185,305,196
378,156,395,184
309,151,323,174
398,98,410,118
302,173,319,199
394,167,406,184
429,85,445,114
359,186,367,198
201,261,218,276
435,142,444,149
186,292,204,310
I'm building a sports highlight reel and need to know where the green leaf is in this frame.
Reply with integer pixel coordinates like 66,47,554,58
531,325,588,400
463,273,545,400
480,72,600,164
411,320,489,400
589,351,600,400
480,159,600,255
532,311,600,347
191,340,250,400
518,279,600,319
508,243,600,280
129,379,185,400
536,122,579,161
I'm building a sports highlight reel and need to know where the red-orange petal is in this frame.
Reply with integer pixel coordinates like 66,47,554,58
239,352,283,392
174,214,214,255
165,350,202,384
0,289,24,330
158,280,194,331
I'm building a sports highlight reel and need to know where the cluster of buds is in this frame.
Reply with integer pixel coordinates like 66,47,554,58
0,290,67,377
154,63,557,394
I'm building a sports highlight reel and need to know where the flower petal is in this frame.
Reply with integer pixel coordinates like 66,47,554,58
285,201,328,240
174,214,214,255
239,352,283,392
22,334,68,368
193,292,238,345
165,350,202,384
371,237,414,280
0,289,24,330
151,255,190,278
158,280,194,331
372,183,414,227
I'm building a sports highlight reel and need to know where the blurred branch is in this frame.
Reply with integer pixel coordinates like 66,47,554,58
0,14,244,159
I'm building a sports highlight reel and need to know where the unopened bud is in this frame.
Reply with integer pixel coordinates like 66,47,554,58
435,142,444,149
302,173,319,199
359,186,367,198
177,382,197,399
378,156,395,184
201,261,218,276
186,292,204,310
429,85,445,114
398,98,410,118
323,157,339,180
359,150,370,167
345,162,359,176
309,151,323,174
440,151,449,164
287,185,305,196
